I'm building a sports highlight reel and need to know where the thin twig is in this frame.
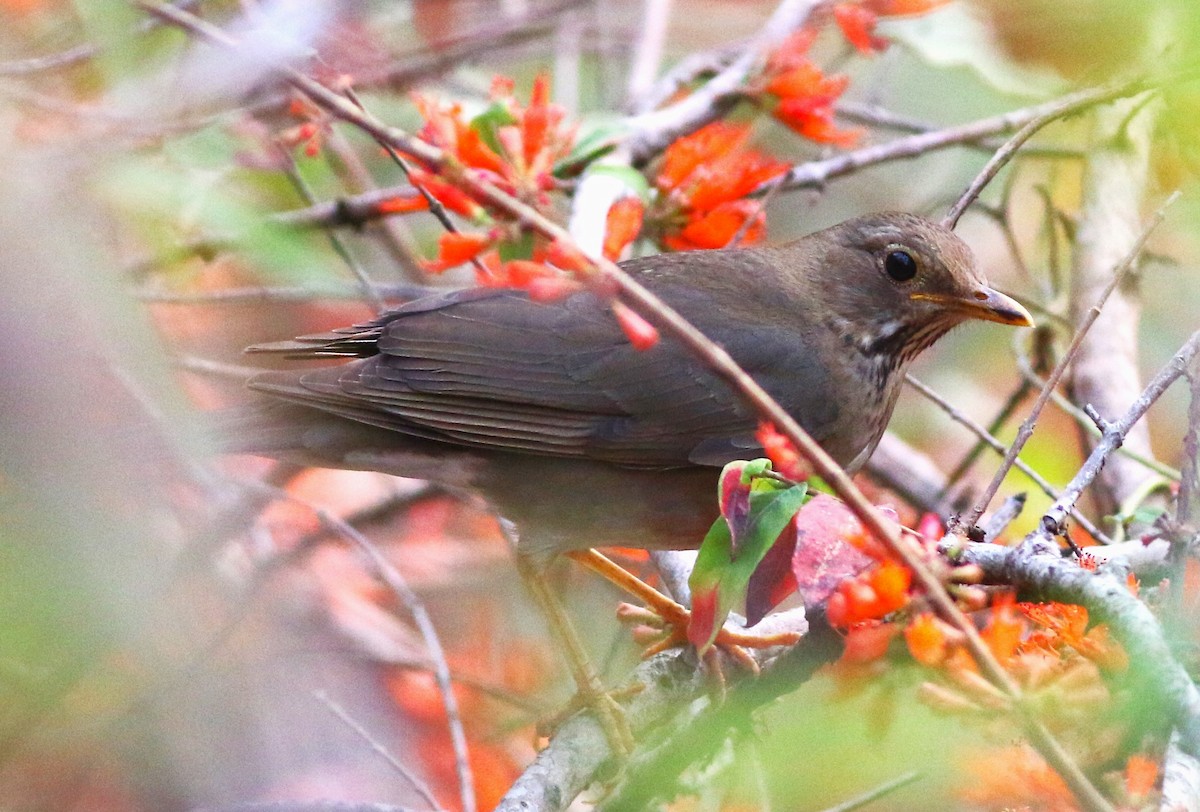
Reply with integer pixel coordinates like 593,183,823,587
0,0,203,76
140,281,425,306
314,690,444,811
1014,342,1180,481
942,377,1029,494
237,480,478,812
942,84,1158,228
767,71,1196,201
962,192,1178,531
1032,329,1200,545
623,0,822,162
626,0,673,104
341,87,494,283
979,493,1027,542
817,771,921,812
277,147,386,312
905,374,1110,544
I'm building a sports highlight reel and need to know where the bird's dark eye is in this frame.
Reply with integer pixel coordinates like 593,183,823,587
884,249,918,282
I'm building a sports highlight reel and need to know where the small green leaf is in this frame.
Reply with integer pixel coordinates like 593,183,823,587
584,164,651,202
497,231,536,262
554,118,629,176
470,102,519,156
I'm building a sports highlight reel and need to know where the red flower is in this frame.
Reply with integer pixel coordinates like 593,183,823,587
603,197,645,260
756,421,810,481
611,300,659,351
652,123,787,251
834,3,887,53
420,231,494,273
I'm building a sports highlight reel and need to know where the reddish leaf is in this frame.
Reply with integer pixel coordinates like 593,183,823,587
719,460,755,554
789,494,875,607
745,518,799,625
689,461,808,652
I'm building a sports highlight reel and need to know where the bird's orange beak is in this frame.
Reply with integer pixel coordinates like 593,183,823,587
911,287,1034,327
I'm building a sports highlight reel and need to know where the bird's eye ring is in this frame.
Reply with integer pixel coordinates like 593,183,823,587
884,248,918,282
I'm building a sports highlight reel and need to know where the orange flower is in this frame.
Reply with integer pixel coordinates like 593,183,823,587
827,560,912,626
980,592,1024,663
775,98,862,148
841,620,897,662
904,612,947,666
603,197,645,260
755,421,810,481
652,123,787,251
765,28,819,74
834,2,886,53
408,167,485,219
761,32,860,147
405,73,576,223
662,200,767,251
866,0,951,15
421,231,494,273
1019,601,1128,672
375,194,430,215
656,122,751,191
959,744,1076,812
1124,753,1159,801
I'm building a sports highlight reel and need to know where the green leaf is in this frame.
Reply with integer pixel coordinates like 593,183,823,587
470,102,519,156
689,460,808,653
583,163,651,202
554,117,629,176
497,231,536,262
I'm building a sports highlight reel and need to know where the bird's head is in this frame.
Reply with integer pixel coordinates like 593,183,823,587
791,212,1033,362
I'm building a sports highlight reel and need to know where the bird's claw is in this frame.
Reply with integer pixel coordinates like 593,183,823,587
617,601,802,672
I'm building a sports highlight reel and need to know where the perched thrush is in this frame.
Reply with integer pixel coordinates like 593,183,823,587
240,212,1031,560
234,211,1031,753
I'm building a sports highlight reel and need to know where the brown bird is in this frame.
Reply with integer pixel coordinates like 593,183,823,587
241,212,1030,560
235,211,1031,752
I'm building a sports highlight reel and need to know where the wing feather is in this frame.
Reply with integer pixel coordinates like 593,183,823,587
248,253,839,468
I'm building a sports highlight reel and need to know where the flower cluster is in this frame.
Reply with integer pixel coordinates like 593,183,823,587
760,29,861,148
649,122,789,251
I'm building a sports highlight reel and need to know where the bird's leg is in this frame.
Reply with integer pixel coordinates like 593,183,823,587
566,549,802,667
500,522,634,757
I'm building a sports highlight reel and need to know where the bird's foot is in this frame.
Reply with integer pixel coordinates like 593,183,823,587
564,550,801,671
617,602,801,672
514,549,638,758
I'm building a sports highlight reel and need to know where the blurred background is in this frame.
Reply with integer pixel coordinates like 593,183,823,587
0,0,1198,809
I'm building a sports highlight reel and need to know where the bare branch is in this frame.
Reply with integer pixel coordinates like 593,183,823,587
963,193,1178,531
1161,730,1200,812
1031,330,1200,547
237,480,479,812
623,0,821,162
905,374,1110,543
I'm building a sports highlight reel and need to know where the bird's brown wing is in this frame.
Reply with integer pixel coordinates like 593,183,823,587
249,283,838,469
